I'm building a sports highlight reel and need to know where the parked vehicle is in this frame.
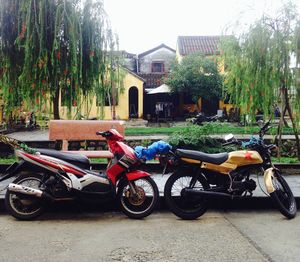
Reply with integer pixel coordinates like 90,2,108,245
0,129,159,220
161,120,297,220
191,112,225,125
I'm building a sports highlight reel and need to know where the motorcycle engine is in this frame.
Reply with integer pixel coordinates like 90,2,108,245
45,176,69,198
232,179,256,195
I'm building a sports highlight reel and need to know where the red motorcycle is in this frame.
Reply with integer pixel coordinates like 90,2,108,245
1,129,159,220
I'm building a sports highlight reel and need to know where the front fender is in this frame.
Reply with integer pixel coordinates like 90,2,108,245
264,167,276,194
126,170,151,181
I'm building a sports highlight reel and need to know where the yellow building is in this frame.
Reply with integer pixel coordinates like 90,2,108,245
176,35,233,115
59,68,144,120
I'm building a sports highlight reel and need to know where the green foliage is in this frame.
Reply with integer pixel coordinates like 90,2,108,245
221,2,300,119
167,124,225,153
125,123,294,136
167,122,294,152
165,53,223,103
0,0,122,120
0,157,17,164
271,157,300,164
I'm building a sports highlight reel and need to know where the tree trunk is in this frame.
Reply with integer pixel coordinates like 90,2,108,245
53,87,60,120
283,88,300,160
282,106,289,128
277,87,300,159
277,104,284,158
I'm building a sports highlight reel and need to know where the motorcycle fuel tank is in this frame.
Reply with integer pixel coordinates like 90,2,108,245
201,150,263,174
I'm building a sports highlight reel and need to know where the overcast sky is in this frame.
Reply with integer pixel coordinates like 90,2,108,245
103,0,300,54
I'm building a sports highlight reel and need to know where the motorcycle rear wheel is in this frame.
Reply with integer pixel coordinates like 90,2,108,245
5,173,45,220
164,171,210,220
270,171,297,219
117,176,159,219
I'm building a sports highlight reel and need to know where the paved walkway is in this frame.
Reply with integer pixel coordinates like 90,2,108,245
1,211,299,261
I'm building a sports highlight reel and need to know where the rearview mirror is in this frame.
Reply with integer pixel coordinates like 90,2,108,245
257,119,264,127
224,134,234,141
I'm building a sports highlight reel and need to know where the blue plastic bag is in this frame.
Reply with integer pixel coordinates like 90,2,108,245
134,141,172,161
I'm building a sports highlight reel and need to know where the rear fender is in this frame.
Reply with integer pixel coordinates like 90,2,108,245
0,160,52,182
264,167,276,194
0,160,26,182
126,170,151,181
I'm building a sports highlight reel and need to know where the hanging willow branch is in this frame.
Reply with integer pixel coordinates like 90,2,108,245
221,1,300,159
0,0,121,121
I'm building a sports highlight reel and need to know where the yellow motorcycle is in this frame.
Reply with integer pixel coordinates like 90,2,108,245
163,121,297,219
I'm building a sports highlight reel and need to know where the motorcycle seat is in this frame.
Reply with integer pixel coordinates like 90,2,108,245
36,148,91,170
176,149,228,165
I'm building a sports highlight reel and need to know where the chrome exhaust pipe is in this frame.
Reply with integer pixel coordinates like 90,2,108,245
8,183,43,197
8,183,53,201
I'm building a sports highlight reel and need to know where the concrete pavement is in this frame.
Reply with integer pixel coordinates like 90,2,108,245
0,210,299,261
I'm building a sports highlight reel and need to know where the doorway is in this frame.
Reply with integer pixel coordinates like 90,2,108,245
129,86,139,118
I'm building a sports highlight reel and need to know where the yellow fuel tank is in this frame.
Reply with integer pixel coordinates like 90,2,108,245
201,150,263,174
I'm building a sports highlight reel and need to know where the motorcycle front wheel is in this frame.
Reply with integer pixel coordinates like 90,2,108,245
117,176,159,219
5,173,45,220
270,171,297,219
164,171,210,220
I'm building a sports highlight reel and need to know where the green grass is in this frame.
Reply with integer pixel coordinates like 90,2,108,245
0,156,299,165
125,127,183,135
0,157,17,164
271,157,300,164
0,157,108,164
90,158,108,164
125,124,294,136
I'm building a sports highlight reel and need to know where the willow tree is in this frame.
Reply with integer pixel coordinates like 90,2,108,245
221,2,300,159
0,0,118,120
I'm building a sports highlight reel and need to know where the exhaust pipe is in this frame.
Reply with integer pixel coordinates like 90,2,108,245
183,188,234,199
8,183,53,201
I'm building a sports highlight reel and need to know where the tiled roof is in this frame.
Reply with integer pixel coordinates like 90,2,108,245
177,36,222,56
138,44,175,58
138,73,166,88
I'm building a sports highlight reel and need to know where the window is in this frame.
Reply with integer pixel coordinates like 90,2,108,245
151,62,165,73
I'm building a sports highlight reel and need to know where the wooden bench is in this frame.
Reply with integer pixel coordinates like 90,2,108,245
49,120,125,159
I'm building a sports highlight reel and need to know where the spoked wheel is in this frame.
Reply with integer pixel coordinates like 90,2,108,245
117,176,159,219
164,171,210,220
270,171,297,219
5,174,45,220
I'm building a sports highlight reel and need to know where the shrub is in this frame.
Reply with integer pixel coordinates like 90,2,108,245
167,124,226,153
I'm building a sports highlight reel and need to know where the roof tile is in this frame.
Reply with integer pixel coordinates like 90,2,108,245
177,36,222,56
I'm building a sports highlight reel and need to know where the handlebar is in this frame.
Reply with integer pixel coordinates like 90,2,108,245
96,131,112,137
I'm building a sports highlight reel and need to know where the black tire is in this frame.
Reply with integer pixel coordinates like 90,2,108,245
117,176,159,219
5,173,45,220
269,171,297,219
164,171,210,220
